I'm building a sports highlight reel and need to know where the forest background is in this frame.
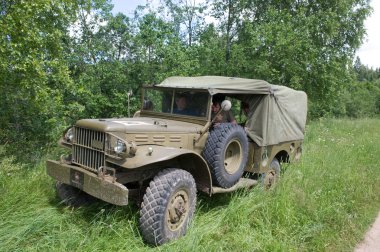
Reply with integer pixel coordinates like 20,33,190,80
0,0,379,161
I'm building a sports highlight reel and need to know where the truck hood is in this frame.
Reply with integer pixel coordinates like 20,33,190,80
75,117,204,133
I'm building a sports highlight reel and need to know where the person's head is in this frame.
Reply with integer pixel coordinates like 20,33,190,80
211,101,221,113
175,95,187,111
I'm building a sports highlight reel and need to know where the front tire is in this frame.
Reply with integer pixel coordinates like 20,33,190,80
139,169,197,245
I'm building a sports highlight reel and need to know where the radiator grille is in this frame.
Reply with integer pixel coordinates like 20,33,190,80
72,127,106,172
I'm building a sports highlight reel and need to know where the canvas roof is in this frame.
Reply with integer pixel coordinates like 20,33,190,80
244,85,308,146
156,76,307,146
156,76,271,95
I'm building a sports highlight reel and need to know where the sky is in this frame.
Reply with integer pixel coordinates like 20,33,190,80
111,0,142,16
356,0,380,69
112,0,380,69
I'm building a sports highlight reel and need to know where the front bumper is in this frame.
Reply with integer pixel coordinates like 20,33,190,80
46,160,128,206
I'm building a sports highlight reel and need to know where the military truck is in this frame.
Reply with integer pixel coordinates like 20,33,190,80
46,76,307,245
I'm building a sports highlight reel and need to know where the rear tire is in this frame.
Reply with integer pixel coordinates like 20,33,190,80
261,158,281,189
55,181,96,207
139,169,196,246
203,124,248,188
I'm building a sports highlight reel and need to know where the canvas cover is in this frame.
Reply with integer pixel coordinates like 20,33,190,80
156,76,271,95
157,76,307,146
243,85,307,146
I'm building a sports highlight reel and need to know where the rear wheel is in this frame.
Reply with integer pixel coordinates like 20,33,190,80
261,158,281,189
55,181,96,207
139,169,196,245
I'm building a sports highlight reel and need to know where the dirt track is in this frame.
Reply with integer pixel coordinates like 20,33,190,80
355,212,380,251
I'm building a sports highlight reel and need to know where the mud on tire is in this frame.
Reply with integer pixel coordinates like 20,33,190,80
261,158,281,189
139,169,196,246
203,123,249,188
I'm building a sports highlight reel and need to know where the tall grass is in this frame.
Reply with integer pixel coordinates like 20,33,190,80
1,118,379,251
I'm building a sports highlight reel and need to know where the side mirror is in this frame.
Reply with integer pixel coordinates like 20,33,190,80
221,100,232,111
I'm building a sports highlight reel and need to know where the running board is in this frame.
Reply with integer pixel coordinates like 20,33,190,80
211,178,258,194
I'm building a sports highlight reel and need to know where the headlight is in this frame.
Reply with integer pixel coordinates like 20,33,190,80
114,139,126,154
107,135,137,158
64,128,74,143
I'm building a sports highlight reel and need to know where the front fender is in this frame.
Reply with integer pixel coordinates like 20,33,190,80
109,145,213,195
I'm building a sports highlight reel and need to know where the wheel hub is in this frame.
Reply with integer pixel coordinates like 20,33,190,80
263,170,277,189
167,189,189,231
224,139,243,174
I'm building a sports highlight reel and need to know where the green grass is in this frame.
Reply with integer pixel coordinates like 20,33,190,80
1,118,380,251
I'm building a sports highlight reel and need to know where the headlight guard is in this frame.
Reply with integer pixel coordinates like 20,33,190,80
107,134,137,159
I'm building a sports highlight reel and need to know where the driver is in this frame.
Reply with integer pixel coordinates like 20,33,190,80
174,94,193,115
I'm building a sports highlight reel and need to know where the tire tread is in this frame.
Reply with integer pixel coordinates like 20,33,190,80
139,169,196,245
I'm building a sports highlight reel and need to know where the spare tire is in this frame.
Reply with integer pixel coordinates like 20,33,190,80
203,124,249,188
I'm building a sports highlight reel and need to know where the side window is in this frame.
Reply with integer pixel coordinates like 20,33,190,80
191,92,209,117
227,97,250,125
212,96,247,124
227,97,246,124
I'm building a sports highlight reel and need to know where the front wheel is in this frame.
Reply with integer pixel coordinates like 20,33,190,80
139,169,197,246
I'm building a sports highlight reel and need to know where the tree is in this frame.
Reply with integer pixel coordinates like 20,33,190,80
133,12,176,83
0,0,77,158
162,0,207,46
212,0,240,64
227,0,371,117
64,2,140,120
0,0,375,160
196,23,226,75
102,13,134,61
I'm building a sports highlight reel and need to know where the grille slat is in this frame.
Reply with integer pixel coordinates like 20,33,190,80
72,127,106,172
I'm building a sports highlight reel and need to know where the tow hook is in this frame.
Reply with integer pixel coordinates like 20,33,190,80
98,166,116,183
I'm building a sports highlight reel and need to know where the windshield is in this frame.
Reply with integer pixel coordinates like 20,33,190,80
143,88,210,118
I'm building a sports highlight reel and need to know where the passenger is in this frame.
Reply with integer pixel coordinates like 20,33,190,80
173,94,192,115
241,101,249,117
241,101,251,133
211,101,236,126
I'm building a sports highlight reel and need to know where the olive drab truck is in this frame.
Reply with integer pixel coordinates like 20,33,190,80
46,76,307,245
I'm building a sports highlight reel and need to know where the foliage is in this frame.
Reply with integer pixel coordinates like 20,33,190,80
162,0,207,47
342,59,380,118
0,0,378,158
1,2,379,249
231,1,371,118
0,0,78,161
1,118,380,250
